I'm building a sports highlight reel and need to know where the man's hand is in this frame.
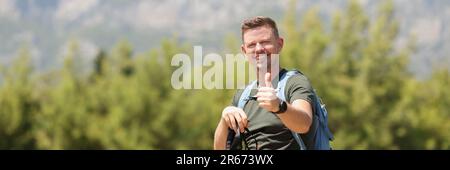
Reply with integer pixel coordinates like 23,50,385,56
215,106,247,150
256,72,281,112
221,106,248,133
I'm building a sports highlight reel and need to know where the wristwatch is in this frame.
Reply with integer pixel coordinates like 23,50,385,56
274,100,287,114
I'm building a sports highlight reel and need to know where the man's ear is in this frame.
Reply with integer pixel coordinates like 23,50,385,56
278,37,284,51
241,44,246,54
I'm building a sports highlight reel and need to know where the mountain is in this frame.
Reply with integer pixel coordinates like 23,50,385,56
0,0,448,78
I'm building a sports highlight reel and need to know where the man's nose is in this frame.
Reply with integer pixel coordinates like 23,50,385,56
255,43,265,53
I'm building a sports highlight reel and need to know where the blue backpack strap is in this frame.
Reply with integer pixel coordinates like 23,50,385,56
237,80,257,109
276,70,299,100
227,81,256,150
276,70,308,150
291,131,307,150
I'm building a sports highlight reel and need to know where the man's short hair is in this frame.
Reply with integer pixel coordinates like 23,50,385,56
241,16,279,42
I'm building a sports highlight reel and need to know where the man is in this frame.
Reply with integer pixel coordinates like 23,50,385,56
214,16,317,150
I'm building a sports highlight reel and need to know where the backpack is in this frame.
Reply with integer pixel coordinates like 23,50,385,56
231,70,333,150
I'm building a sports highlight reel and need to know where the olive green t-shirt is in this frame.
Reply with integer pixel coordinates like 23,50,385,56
231,68,316,150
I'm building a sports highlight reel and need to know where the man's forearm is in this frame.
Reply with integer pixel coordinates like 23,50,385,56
276,101,312,133
214,119,228,150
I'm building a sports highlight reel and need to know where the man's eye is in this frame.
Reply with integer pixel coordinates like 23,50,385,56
248,44,255,48
261,41,271,45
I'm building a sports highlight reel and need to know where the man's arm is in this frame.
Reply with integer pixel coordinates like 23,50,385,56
214,106,248,150
214,119,228,150
275,99,312,133
256,73,313,133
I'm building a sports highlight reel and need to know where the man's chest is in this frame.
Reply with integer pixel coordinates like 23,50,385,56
242,93,286,132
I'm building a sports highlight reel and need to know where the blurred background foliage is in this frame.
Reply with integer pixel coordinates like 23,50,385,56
0,0,449,149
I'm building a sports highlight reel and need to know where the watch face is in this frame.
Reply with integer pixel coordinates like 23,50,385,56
281,101,287,111
276,100,287,114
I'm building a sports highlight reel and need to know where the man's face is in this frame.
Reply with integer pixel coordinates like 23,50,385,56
241,25,283,69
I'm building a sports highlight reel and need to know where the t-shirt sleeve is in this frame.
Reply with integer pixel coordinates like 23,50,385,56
285,74,315,105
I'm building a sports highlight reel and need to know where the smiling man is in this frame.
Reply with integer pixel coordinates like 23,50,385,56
213,16,317,150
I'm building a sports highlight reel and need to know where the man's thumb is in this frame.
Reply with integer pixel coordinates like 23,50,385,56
265,72,272,87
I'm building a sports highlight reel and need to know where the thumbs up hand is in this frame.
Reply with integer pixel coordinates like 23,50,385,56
256,72,281,112
263,72,273,88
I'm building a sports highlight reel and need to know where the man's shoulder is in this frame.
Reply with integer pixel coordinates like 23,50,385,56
231,86,247,107
283,70,315,104
234,88,245,98
286,70,312,88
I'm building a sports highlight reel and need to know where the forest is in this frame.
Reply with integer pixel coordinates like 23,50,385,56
0,0,448,149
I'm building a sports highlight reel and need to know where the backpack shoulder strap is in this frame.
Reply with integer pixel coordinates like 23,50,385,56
276,70,308,150
276,70,300,101
237,80,257,109
227,81,256,150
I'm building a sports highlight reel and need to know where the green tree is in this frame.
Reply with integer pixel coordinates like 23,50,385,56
0,47,36,149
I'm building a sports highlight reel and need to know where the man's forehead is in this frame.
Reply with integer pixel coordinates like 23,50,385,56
243,26,274,42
